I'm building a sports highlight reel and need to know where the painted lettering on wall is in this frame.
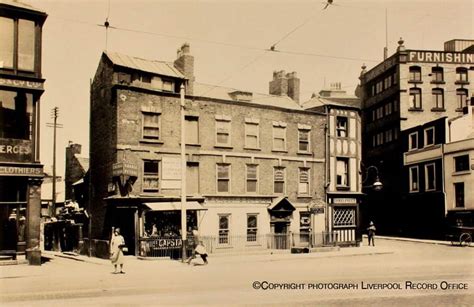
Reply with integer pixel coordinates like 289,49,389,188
408,51,474,64
0,139,33,162
0,77,44,90
0,166,43,176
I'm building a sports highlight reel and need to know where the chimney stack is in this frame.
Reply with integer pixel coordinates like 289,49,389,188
174,42,194,95
269,70,300,103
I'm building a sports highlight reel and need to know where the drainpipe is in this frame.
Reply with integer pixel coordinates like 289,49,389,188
324,108,330,236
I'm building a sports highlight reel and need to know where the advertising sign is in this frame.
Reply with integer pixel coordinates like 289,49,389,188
0,139,33,162
161,156,181,189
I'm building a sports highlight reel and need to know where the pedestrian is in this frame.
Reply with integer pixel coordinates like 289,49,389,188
110,227,126,274
367,221,376,246
186,229,208,265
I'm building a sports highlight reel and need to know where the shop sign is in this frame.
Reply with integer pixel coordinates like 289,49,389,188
408,51,474,64
0,77,44,90
0,139,33,162
112,162,138,177
333,198,357,204
310,207,324,214
150,238,183,249
0,165,43,177
161,156,181,189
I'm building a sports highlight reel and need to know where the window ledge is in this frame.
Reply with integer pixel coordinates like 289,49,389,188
408,108,423,112
297,151,312,156
408,80,423,84
455,108,464,112
185,143,201,147
140,139,163,145
336,186,350,191
215,245,233,249
244,147,262,151
431,108,446,112
409,190,419,194
455,80,469,85
453,170,471,176
297,195,313,199
245,243,262,247
272,149,288,153
214,145,234,149
430,80,445,85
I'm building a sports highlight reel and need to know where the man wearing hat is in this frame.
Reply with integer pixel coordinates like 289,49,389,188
367,221,376,246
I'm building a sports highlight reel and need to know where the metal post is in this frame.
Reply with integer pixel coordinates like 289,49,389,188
180,84,187,262
51,107,58,217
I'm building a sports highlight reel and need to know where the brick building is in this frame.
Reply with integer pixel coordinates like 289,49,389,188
302,83,362,246
89,43,328,256
359,38,474,237
0,0,47,264
65,142,89,206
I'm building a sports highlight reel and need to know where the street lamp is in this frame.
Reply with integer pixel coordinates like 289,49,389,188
361,165,383,191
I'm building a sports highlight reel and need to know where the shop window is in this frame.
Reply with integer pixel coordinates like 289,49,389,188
432,88,444,109
143,160,159,192
336,117,348,137
424,127,435,147
245,122,259,149
336,158,349,188
409,66,422,82
218,214,230,245
425,163,436,191
409,88,422,109
0,90,33,140
333,207,356,227
454,155,470,172
431,67,444,82
246,164,258,193
298,168,310,195
215,117,231,146
273,167,286,194
217,164,230,193
409,166,419,192
186,162,199,195
454,182,465,208
142,112,160,140
246,214,258,242
409,132,418,151
456,67,468,83
456,89,468,109
298,129,310,152
185,116,199,144
299,212,311,242
273,123,287,151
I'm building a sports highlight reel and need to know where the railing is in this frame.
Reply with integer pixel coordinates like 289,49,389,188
137,232,338,258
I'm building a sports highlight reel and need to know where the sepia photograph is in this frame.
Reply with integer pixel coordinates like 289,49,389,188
0,0,473,305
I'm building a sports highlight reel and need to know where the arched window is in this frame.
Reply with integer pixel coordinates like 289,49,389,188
431,66,444,82
456,88,468,109
409,66,422,82
456,67,468,83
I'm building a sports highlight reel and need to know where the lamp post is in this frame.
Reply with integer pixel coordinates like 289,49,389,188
362,165,383,191
180,84,187,262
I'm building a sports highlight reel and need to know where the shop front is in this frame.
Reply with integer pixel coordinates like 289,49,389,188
327,193,362,246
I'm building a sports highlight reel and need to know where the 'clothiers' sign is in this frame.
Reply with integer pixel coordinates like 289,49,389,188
408,51,474,64
0,165,43,177
0,139,33,162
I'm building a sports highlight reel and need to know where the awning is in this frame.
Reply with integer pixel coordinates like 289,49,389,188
143,201,207,211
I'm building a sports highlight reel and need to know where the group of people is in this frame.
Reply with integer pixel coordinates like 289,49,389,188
109,227,209,274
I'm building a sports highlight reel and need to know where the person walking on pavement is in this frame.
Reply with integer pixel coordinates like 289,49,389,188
186,228,208,265
367,221,376,246
110,227,126,274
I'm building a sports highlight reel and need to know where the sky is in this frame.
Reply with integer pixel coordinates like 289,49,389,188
25,0,473,177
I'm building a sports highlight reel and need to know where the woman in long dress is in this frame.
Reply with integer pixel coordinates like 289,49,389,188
110,228,126,274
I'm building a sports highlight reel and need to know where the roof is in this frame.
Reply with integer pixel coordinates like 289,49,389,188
193,83,304,111
301,95,361,110
0,0,46,14
104,51,186,79
76,157,89,172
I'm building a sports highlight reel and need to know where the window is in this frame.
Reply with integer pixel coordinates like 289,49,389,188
384,103,393,116
217,164,230,193
142,112,160,140
185,116,199,144
425,163,436,191
454,155,470,172
218,215,230,244
376,107,384,119
376,81,383,94
454,183,465,208
298,168,310,195
424,127,435,147
186,162,199,195
299,212,311,242
298,129,310,152
336,158,349,188
0,90,33,139
456,89,468,109
246,164,258,193
273,167,286,194
456,67,468,83
162,80,174,92
409,132,418,151
245,122,259,149
409,66,422,82
246,214,258,242
143,160,159,192
385,130,393,143
273,123,287,151
409,166,419,192
409,88,422,109
333,207,356,227
0,17,36,72
376,132,384,146
432,88,444,109
215,117,231,146
431,67,444,82
336,117,348,137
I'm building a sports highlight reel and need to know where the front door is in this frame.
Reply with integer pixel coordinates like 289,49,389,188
273,222,289,249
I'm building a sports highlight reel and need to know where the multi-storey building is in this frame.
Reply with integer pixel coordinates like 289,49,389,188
360,38,474,237
89,43,328,256
302,83,362,246
0,0,47,264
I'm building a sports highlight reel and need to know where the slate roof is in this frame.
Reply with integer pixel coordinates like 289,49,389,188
104,51,186,79
301,95,361,110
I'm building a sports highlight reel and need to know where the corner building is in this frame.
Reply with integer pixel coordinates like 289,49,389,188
90,44,327,257
359,39,474,237
0,0,47,263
